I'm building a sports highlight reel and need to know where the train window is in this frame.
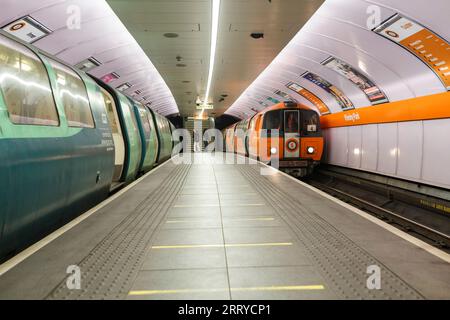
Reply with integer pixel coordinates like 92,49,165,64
146,111,155,134
128,102,140,132
100,88,119,134
249,117,256,129
262,110,282,130
138,107,151,139
301,111,320,136
0,36,59,126
284,110,299,133
49,59,94,128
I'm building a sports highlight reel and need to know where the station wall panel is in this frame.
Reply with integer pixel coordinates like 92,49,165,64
347,126,362,169
422,119,450,187
361,124,378,171
377,123,398,176
397,121,423,180
323,118,450,189
326,127,348,166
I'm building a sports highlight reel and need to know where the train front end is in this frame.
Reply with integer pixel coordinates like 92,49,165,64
261,103,324,177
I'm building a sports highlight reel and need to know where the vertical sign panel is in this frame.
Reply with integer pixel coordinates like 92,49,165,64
373,14,450,90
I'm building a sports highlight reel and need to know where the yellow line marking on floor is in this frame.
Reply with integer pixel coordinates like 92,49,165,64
165,217,275,224
129,285,325,296
173,204,220,208
232,285,325,292
173,203,265,208
222,203,265,206
151,242,293,249
219,193,259,196
227,217,275,222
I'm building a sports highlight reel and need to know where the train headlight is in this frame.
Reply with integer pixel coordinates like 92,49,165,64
270,147,277,155
307,146,315,154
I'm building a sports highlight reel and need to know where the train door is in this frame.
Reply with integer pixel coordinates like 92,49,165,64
100,87,125,182
284,110,300,158
248,114,261,158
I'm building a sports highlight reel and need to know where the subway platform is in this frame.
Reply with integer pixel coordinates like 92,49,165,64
0,154,448,300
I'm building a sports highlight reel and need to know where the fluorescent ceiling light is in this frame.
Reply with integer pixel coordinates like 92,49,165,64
200,0,221,116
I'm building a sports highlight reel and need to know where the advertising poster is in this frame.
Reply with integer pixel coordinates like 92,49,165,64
101,72,119,84
2,16,51,43
286,81,331,115
322,57,388,105
267,96,280,104
373,14,450,90
274,89,298,103
301,72,354,110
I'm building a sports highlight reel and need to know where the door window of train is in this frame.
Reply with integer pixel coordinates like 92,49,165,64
100,88,119,134
0,36,59,126
284,110,299,133
301,111,320,136
48,59,94,128
249,116,257,129
123,98,139,133
146,111,155,135
138,107,151,139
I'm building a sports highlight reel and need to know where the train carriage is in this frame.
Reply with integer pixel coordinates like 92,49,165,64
131,100,159,174
0,33,116,259
0,31,176,260
95,80,142,185
151,110,173,164
225,102,324,176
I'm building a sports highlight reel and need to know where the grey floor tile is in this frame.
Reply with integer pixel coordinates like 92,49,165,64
175,194,219,206
142,247,227,270
223,227,295,244
221,205,276,217
228,266,335,300
128,269,230,300
218,185,255,194
180,187,219,195
226,245,311,268
162,217,223,229
167,206,222,218
153,228,224,246
222,216,282,228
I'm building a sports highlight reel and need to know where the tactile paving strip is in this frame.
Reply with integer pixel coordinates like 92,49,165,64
238,164,423,300
46,163,190,300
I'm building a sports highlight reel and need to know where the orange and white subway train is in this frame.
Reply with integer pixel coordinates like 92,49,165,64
224,102,324,176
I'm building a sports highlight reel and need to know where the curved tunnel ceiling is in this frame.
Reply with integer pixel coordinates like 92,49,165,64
226,0,450,119
0,0,179,116
105,0,325,118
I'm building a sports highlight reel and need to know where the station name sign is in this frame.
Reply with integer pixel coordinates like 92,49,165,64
196,104,214,110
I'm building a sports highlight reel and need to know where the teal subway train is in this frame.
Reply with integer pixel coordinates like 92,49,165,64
0,32,177,261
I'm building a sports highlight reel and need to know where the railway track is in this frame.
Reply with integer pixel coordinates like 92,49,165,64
305,170,450,251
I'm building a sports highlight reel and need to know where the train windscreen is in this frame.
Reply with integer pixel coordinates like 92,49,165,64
301,110,321,137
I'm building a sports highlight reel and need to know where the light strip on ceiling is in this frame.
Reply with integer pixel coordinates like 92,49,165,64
200,0,221,116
